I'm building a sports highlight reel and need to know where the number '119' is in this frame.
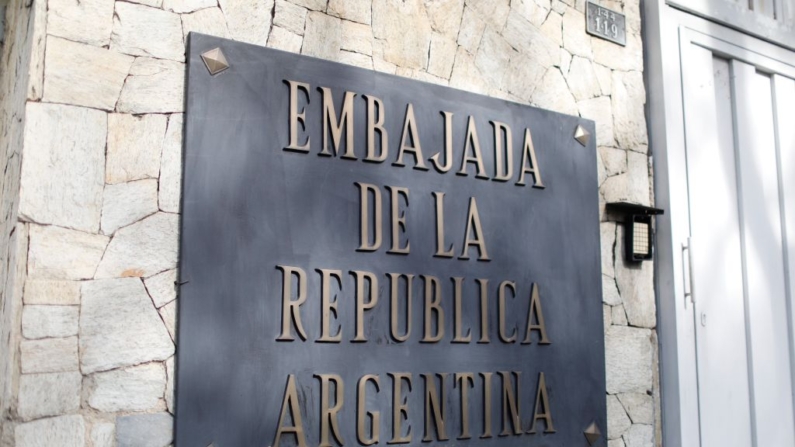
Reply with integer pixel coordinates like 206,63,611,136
595,17,618,38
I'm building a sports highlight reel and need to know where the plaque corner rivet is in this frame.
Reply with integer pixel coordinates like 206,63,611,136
583,421,602,445
201,47,230,76
574,124,591,147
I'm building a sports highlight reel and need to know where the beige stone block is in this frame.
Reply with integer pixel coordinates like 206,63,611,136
511,0,549,27
427,33,456,79
20,337,79,374
373,56,397,74
159,300,178,342
95,213,179,279
456,5,485,54
182,7,230,42
80,279,175,374
606,326,653,394
338,51,373,70
624,424,654,447
610,437,627,447
615,228,656,328
87,363,166,412
267,26,303,53
578,96,614,146
90,422,115,447
612,304,629,325
601,148,649,205
302,12,342,61
594,62,612,95
567,56,601,101
274,0,308,36
159,114,184,213
341,20,373,56
106,115,167,185
15,415,85,447
117,58,185,114
165,356,175,413
42,36,133,111
424,0,464,38
19,102,106,233
562,7,592,58
144,269,177,308
600,147,627,177
593,32,643,72
111,2,185,62
531,68,578,116
219,0,274,46
618,393,654,425
164,0,216,13
449,46,488,95
540,11,563,46
22,306,78,339
612,70,647,149
27,225,109,281
328,0,372,24
126,0,163,7
372,0,431,69
17,372,81,421
24,280,81,305
286,0,326,10
507,52,546,102
475,28,513,92
101,180,159,235
466,0,510,29
608,394,632,439
603,275,621,306
603,303,613,328
503,12,557,68
48,0,115,47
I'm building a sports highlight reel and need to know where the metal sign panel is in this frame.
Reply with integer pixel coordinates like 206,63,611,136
177,33,606,447
586,1,627,46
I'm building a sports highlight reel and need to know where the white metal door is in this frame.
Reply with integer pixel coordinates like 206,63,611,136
678,16,795,447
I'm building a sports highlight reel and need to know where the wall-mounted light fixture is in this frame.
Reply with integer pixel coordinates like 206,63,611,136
606,202,664,262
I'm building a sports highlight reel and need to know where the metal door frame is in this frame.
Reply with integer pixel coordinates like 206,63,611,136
644,1,795,446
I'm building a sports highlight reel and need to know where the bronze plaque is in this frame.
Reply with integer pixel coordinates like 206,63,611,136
177,33,606,447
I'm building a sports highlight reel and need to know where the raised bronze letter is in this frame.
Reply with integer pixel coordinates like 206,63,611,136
285,80,311,152
358,374,381,445
452,277,472,343
516,128,545,188
273,375,307,447
364,94,388,162
352,270,378,342
528,372,556,433
491,121,513,182
422,373,449,441
389,273,414,342
422,275,444,343
317,269,343,343
394,103,429,170
455,373,475,439
457,116,489,179
276,265,308,341
316,374,345,447
388,372,413,444
477,278,491,343
433,192,455,258
522,283,551,345
500,371,522,436
460,197,491,261
356,182,383,252
430,111,454,172
319,87,356,159
481,372,494,438
386,186,410,254
498,281,517,343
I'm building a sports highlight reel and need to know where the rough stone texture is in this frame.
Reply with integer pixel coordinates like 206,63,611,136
608,394,632,439
21,306,79,340
424,0,464,38
17,372,82,421
593,32,643,72
601,150,650,206
504,13,557,68
117,58,185,114
601,222,616,277
339,51,373,69
159,300,177,342
449,47,488,95
328,0,372,25
19,103,106,233
20,337,79,374
90,422,115,447
23,280,81,305
274,0,308,36
475,29,513,92
601,147,627,177
181,7,231,42
619,392,654,425
579,97,614,147
111,2,185,62
27,225,109,280
165,356,175,413
302,12,342,60
624,424,654,447
567,56,601,101
610,437,627,447
540,10,563,46
594,62,612,95
159,114,184,213
532,68,578,116
507,52,546,102
219,0,274,46
467,0,510,29
287,0,326,10
612,70,648,150
427,34,456,79
603,275,621,306
144,269,177,308
341,21,373,55
47,0,116,47
15,415,85,447
612,304,629,325
42,37,133,111
372,0,431,69
562,7,592,58
267,26,304,53
457,5,485,54
106,115,167,186
87,363,166,412
615,231,656,329
116,413,173,447
95,213,179,278
80,279,175,374
101,180,159,235
606,326,653,394
163,0,216,13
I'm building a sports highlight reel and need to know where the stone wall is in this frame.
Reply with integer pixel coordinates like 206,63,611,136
0,0,658,446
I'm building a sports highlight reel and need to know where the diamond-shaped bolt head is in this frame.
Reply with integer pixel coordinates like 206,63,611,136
574,124,591,147
583,421,602,446
201,48,229,75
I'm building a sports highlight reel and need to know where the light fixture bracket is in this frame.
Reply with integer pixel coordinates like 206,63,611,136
606,202,665,262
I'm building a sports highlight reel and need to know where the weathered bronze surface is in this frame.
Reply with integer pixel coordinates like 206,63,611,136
586,1,627,46
178,33,606,446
